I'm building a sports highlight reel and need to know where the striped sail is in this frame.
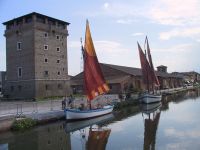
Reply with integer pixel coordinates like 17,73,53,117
83,20,109,101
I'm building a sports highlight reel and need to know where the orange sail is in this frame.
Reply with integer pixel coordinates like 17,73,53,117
83,20,109,101
145,37,160,87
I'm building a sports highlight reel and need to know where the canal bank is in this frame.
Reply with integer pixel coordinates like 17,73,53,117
0,86,199,132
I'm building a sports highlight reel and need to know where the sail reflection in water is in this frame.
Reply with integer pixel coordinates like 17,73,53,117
141,102,161,150
65,114,114,150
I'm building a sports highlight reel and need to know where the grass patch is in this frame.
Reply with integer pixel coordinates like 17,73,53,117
114,99,139,110
12,118,37,131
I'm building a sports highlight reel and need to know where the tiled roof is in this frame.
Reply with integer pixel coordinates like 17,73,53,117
71,63,183,80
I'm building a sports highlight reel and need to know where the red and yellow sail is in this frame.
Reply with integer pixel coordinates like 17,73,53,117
83,20,109,101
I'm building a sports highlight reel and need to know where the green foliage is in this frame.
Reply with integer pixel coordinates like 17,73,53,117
114,100,139,110
12,118,37,131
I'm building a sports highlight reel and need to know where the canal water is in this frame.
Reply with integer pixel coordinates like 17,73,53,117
0,89,200,150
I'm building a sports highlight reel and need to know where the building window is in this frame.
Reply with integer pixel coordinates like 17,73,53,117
18,67,22,78
18,85,22,91
0,87,2,92
11,86,14,92
58,84,62,89
44,71,49,77
57,60,60,63
44,32,48,38
44,45,48,50
45,84,49,90
56,35,60,40
44,58,48,63
17,42,22,50
56,47,60,52
58,71,60,75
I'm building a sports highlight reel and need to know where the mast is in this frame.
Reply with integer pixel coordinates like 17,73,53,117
144,40,150,92
145,36,160,91
138,42,151,92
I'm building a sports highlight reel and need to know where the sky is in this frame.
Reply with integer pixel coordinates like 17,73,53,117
0,0,200,75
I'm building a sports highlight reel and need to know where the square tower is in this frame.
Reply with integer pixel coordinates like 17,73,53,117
3,12,70,99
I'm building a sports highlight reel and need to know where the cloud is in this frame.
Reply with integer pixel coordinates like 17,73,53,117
103,2,109,9
165,127,200,139
149,0,200,26
159,27,200,40
154,44,193,53
116,19,135,24
131,32,144,37
94,40,130,54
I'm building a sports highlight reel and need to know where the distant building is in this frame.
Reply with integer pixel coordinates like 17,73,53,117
0,71,6,96
3,12,71,99
71,63,183,94
179,71,200,84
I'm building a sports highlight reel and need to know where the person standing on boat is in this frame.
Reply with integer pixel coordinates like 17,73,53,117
62,97,67,110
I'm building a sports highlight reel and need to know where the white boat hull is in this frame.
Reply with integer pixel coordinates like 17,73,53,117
65,105,114,120
140,93,162,104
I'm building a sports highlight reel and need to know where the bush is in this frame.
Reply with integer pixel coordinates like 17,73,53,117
12,118,37,131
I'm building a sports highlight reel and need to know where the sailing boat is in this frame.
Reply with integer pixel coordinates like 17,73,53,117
138,36,162,103
65,20,114,120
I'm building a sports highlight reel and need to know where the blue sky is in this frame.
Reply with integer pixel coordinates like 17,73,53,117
0,0,200,75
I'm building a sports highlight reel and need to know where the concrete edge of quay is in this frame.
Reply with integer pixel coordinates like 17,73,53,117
0,86,199,132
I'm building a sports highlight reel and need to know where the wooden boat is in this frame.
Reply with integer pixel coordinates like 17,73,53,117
137,37,162,103
65,20,114,120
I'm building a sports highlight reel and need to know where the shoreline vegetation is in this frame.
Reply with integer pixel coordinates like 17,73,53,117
0,86,199,132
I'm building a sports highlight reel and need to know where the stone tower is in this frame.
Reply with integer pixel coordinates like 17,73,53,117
3,12,70,99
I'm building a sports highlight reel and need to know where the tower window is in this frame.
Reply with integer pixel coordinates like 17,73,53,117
57,60,60,63
44,32,48,38
44,71,49,77
45,84,49,90
56,47,60,52
58,71,60,75
56,35,60,40
44,45,48,50
44,58,48,63
18,67,22,78
17,42,22,50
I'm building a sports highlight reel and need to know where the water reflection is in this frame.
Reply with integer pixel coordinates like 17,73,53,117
0,121,71,150
65,114,114,150
140,102,161,150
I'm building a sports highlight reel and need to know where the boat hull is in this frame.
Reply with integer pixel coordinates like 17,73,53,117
65,105,114,120
140,93,162,104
